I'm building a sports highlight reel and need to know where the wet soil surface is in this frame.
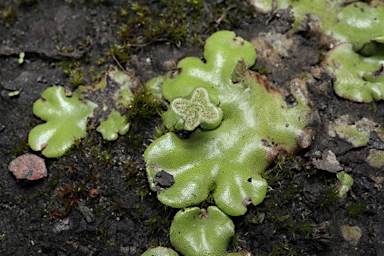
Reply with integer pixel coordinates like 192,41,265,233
1,1,383,255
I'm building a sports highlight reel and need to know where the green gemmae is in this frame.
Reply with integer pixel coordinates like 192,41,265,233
170,87,223,131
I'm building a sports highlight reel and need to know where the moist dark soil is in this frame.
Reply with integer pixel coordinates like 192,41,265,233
1,1,383,256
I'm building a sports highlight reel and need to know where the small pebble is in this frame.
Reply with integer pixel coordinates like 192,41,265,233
90,9,97,16
37,75,46,83
8,153,47,180
89,188,100,198
77,202,95,223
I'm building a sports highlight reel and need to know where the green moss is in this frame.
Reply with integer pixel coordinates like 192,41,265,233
270,242,299,256
295,221,315,237
106,44,130,65
305,168,317,177
47,173,62,189
125,85,162,124
110,0,256,67
11,137,28,156
54,60,89,87
145,211,173,234
92,205,102,217
96,225,108,240
135,186,150,201
0,5,17,27
318,189,339,209
68,66,85,87
252,65,269,76
114,0,197,52
96,147,113,166
132,203,144,220
15,0,37,5
265,155,295,185
346,201,366,218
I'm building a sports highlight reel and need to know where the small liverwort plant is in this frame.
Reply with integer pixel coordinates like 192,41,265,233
141,207,252,256
28,86,97,158
96,110,130,140
336,171,354,198
141,206,255,256
144,31,313,217
29,67,135,157
141,246,179,256
170,206,235,256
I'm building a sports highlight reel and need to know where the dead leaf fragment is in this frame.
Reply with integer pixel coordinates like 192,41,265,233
312,150,343,173
369,175,384,191
341,225,362,246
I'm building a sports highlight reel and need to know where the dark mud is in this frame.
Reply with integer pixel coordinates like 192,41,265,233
0,1,383,255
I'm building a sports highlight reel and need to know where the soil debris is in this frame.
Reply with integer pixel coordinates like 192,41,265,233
312,150,343,173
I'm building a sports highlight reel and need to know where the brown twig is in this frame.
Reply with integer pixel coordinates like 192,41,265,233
215,5,236,24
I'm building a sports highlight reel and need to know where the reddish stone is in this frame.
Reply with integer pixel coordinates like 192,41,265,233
89,188,100,198
8,153,47,180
